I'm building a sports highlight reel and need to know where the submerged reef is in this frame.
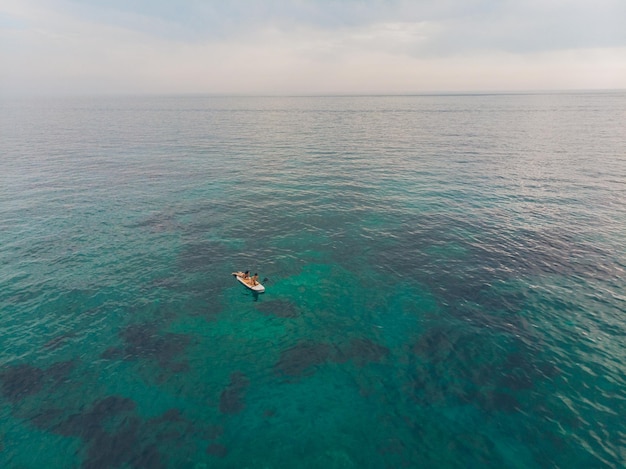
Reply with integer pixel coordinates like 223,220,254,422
255,299,299,318
274,341,334,377
0,364,44,402
0,360,76,403
406,325,560,414
274,338,390,378
219,371,250,414
27,394,212,468
101,323,190,373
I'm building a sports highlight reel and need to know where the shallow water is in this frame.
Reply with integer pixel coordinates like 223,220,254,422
1,93,625,468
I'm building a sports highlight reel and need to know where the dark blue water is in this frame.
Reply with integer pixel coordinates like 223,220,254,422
1,93,625,468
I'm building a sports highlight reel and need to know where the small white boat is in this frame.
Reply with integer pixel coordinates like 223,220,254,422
232,272,265,293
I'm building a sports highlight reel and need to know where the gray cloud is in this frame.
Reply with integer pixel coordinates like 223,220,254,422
57,0,626,53
1,0,625,95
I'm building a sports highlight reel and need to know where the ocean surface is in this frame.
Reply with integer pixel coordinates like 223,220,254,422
1,93,625,468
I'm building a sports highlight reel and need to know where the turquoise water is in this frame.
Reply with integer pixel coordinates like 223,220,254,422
1,93,625,468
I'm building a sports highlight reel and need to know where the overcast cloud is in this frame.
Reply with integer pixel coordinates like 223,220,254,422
1,0,625,95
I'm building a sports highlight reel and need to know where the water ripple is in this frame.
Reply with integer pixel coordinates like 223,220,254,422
1,93,625,467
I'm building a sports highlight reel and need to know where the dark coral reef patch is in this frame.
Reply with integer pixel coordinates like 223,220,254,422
34,396,137,441
255,299,299,318
27,395,162,468
28,395,211,468
274,341,334,377
274,338,390,377
219,371,250,414
334,338,390,367
406,325,552,413
0,364,44,402
0,360,76,404
101,323,191,373
206,443,228,458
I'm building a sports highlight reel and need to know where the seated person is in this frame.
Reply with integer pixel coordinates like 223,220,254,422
250,273,259,286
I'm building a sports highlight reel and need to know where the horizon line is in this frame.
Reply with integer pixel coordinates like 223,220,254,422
2,88,625,100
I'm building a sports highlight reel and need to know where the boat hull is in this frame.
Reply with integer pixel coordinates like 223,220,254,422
232,272,265,293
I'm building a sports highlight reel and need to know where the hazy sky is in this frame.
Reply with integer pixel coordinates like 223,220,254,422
1,0,625,95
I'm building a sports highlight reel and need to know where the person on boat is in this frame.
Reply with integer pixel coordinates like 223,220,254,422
250,273,259,286
240,270,250,280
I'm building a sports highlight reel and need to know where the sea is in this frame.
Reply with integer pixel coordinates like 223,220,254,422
0,92,625,468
